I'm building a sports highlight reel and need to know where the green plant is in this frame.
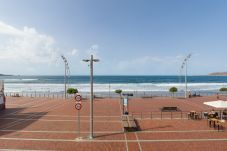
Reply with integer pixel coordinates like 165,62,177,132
169,87,178,97
115,89,122,94
219,87,227,92
115,89,122,98
67,88,78,94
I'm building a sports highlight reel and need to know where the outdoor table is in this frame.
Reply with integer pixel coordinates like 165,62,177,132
208,118,216,127
217,119,225,131
208,118,224,128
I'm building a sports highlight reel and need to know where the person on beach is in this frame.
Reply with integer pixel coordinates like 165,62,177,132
217,93,219,99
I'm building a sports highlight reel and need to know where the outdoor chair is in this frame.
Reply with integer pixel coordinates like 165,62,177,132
188,111,200,120
223,110,227,119
203,112,208,119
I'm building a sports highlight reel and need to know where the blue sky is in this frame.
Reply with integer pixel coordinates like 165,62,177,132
0,0,227,75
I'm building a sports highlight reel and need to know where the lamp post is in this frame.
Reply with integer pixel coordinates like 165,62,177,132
83,55,99,139
181,54,192,99
61,55,70,99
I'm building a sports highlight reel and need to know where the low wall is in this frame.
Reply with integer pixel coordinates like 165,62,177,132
0,93,5,110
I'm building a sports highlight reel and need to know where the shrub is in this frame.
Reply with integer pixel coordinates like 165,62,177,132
115,89,122,94
219,87,227,92
67,88,78,94
169,87,178,97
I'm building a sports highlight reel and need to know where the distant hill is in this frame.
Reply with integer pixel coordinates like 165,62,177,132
209,72,227,76
0,74,12,76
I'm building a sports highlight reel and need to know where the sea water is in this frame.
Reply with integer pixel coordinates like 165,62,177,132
1,75,227,94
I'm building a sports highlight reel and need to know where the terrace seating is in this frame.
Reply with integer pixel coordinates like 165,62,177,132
188,111,200,120
208,112,218,119
216,120,225,131
222,110,227,119
122,115,137,132
208,118,225,131
203,112,208,119
161,106,179,112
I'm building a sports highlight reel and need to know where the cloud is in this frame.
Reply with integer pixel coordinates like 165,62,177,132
0,21,58,64
71,48,79,56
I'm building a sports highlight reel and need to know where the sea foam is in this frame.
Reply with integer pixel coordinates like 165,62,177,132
4,83,227,93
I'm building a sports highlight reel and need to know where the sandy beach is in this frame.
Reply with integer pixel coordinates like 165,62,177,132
0,95,227,150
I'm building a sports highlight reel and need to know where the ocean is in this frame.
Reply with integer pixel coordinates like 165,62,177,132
1,75,227,94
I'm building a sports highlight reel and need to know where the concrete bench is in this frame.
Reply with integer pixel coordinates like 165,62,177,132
122,115,137,132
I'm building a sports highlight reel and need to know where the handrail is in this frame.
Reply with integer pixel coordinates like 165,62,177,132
131,110,224,120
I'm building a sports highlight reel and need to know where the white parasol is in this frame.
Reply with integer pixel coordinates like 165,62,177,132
204,100,227,119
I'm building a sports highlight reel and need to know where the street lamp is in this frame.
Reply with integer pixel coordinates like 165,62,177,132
61,55,70,99
83,55,99,139
181,53,192,99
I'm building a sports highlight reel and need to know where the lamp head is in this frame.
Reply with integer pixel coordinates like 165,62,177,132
93,59,99,62
83,59,90,62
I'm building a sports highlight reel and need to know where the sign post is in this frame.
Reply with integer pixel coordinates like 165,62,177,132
75,94,82,139
78,108,80,137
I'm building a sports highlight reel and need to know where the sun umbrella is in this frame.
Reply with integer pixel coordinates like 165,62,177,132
204,100,227,119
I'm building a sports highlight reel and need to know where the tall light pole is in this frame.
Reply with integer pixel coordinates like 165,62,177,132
61,55,70,99
83,55,99,139
181,54,192,99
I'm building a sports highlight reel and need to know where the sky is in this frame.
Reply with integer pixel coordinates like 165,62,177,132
0,0,227,75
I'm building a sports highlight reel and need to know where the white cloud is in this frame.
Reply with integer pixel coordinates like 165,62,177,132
0,21,58,64
71,48,79,56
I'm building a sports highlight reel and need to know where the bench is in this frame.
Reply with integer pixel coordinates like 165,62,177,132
161,106,179,112
122,115,137,132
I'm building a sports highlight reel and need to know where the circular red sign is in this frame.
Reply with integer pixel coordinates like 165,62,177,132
75,103,82,110
75,94,82,102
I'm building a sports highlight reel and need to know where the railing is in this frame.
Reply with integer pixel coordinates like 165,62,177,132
131,110,220,120
5,92,78,99
4,91,227,100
